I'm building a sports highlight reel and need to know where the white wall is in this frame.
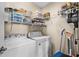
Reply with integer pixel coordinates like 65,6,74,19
5,2,39,12
0,3,5,47
42,2,74,53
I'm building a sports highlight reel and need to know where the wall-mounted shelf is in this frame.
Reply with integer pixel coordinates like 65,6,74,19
33,18,45,20
4,21,32,25
4,21,47,27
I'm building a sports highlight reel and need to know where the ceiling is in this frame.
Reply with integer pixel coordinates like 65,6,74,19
33,2,50,8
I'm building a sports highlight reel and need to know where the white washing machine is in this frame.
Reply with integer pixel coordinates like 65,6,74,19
27,32,51,57
0,35,36,57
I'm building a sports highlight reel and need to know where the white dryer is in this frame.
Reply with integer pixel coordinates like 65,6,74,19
27,32,51,57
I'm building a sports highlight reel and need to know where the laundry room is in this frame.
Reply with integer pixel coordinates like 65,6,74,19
0,2,79,57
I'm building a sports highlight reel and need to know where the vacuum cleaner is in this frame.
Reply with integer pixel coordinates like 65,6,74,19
53,29,72,57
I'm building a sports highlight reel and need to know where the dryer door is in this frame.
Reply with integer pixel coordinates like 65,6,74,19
36,38,49,57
